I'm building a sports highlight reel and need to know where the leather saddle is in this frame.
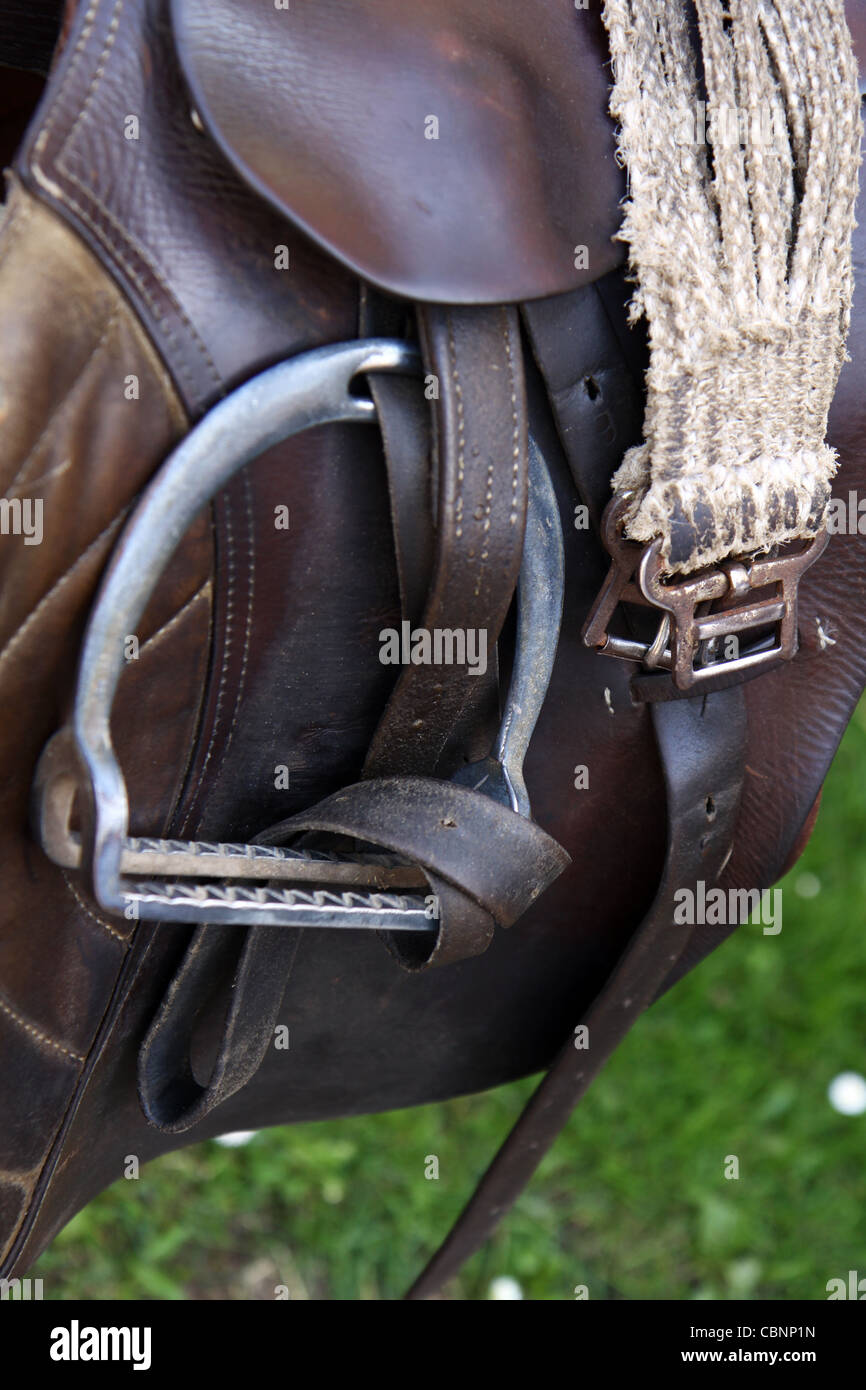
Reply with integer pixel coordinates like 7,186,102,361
0,0,864,1297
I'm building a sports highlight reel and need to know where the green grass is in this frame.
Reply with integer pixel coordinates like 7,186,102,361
33,704,866,1300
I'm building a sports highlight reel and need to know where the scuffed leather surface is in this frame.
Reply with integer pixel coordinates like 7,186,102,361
17,0,361,412
364,305,528,780
525,234,866,992
171,0,626,304
137,776,571,1134
263,776,571,966
0,184,211,1265
4,0,866,1276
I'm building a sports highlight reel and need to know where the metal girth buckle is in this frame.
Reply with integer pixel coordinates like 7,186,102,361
582,494,829,692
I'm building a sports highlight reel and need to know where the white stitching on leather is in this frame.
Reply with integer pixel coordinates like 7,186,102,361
0,990,86,1065
43,170,222,399
220,469,256,758
28,0,223,400
32,0,102,161
61,871,128,947
0,512,125,675
57,0,126,162
138,579,212,656
445,311,465,546
501,310,521,530
179,504,237,832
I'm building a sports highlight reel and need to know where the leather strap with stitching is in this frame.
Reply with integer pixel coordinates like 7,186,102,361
405,685,746,1298
363,304,528,780
137,307,550,1131
138,777,570,1130
358,287,434,630
402,280,750,1298
260,777,570,971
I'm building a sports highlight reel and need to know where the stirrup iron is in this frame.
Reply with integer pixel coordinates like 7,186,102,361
33,340,563,931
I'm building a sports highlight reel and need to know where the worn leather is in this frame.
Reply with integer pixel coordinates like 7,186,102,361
408,687,747,1297
138,776,571,1133
137,920,302,1136
170,0,626,305
358,290,434,632
524,250,866,991
1,0,865,1289
266,777,570,965
16,0,361,412
364,305,528,780
0,181,210,1266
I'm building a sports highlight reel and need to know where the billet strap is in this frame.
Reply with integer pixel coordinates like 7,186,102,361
138,777,570,1130
406,685,746,1299
363,304,528,780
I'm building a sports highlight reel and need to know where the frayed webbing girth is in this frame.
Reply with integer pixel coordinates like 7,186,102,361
601,0,862,573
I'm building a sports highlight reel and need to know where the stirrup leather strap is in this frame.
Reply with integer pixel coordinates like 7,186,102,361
406,686,746,1298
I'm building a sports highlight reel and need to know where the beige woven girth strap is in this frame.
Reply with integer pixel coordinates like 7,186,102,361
600,0,862,574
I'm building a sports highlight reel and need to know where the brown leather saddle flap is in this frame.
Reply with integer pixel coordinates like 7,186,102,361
170,0,626,304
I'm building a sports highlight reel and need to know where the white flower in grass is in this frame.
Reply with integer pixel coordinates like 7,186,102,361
828,1072,866,1116
794,872,821,899
488,1276,523,1300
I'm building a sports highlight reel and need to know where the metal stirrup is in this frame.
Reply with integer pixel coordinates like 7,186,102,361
32,339,564,932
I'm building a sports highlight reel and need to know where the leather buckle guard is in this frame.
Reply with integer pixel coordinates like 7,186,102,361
583,494,829,693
